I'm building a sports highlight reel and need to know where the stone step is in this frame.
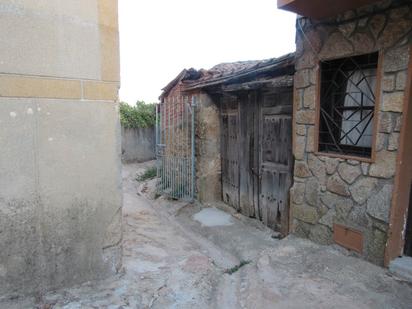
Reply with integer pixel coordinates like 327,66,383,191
389,256,412,283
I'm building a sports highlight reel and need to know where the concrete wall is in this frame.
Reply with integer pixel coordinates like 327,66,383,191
290,0,412,265
121,126,155,163
0,0,122,296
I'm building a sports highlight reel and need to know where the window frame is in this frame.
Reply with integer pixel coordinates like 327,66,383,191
313,51,383,163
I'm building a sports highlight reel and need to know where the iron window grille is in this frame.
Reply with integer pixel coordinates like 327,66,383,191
319,52,379,158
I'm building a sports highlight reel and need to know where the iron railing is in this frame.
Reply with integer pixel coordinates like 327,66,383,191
319,52,378,157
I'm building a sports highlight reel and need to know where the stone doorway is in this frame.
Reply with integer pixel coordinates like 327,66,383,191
385,47,412,265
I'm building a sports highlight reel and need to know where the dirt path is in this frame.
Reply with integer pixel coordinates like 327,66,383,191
2,162,412,308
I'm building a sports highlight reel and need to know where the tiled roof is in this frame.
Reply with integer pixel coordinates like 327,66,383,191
186,53,295,90
160,52,295,98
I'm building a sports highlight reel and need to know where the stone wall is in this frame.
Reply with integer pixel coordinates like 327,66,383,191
291,0,412,265
195,93,222,203
0,0,122,296
121,126,155,163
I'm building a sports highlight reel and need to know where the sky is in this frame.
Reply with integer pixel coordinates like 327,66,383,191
118,0,296,104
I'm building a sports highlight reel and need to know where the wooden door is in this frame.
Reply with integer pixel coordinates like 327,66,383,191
221,106,240,211
239,93,257,217
258,90,293,236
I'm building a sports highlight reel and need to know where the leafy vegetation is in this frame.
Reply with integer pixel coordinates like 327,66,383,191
120,101,156,129
224,260,251,275
136,166,157,182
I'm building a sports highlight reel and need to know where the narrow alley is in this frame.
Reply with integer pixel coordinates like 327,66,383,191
3,162,412,309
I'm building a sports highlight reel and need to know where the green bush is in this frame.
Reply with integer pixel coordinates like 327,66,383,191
120,101,156,129
136,166,157,182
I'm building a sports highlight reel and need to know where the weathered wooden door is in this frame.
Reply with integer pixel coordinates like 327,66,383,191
219,90,293,235
221,106,240,211
258,91,293,235
239,93,258,218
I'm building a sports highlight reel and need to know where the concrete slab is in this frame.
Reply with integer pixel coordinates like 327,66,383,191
193,207,234,227
389,256,412,283
0,1,101,79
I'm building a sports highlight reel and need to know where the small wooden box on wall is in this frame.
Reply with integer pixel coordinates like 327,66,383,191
333,223,363,254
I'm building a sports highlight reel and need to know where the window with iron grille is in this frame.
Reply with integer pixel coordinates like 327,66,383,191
319,52,379,158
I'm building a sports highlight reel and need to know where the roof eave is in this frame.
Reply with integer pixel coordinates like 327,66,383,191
185,53,295,91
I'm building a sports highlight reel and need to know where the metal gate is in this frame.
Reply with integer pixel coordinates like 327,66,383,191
156,96,196,201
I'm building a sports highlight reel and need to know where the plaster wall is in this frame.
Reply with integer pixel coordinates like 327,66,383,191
121,126,155,163
290,0,412,265
0,0,122,295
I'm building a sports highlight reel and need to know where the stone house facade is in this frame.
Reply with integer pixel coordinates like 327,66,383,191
160,0,412,268
279,0,412,266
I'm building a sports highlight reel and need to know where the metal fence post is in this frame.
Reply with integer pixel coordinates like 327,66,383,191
155,103,159,181
191,96,196,201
